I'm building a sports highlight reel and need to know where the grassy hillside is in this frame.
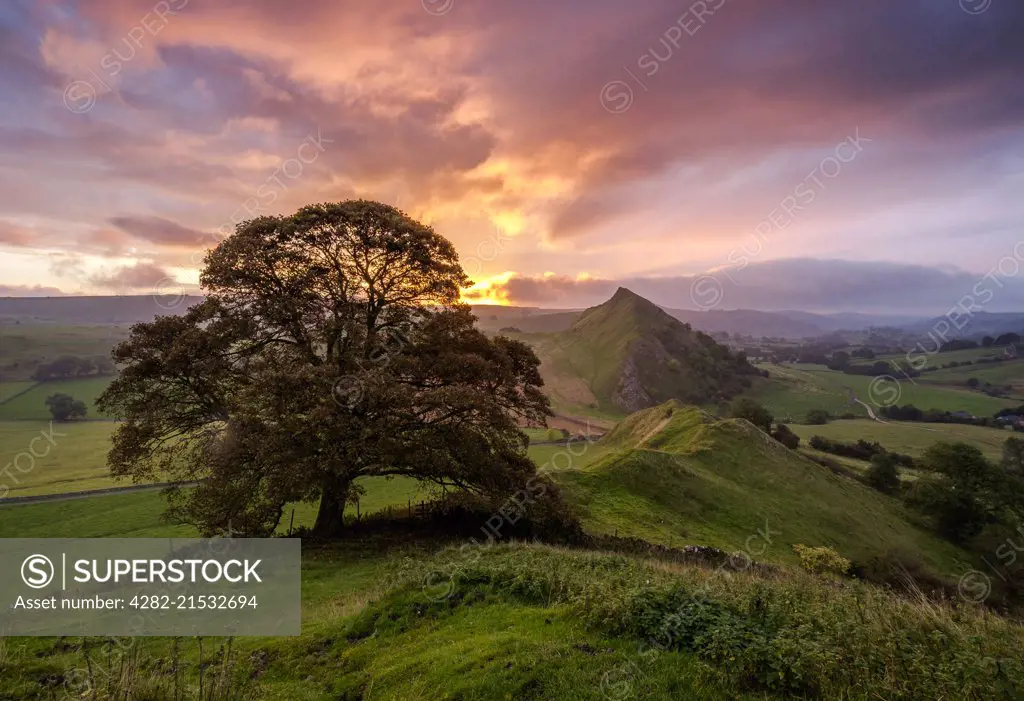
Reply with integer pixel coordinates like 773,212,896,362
0,380,34,402
750,363,1019,420
538,288,759,413
555,402,970,575
0,376,114,420
918,357,1024,397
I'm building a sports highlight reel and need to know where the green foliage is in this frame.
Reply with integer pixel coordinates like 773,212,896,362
865,452,901,495
792,543,851,576
807,434,914,466
1003,437,1024,474
805,408,831,425
907,442,1022,542
727,397,772,433
543,427,568,441
44,392,86,422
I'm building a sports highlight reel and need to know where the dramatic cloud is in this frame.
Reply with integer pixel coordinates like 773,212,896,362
110,215,207,248
1,0,1023,304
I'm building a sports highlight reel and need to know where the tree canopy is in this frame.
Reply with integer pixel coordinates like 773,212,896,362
98,201,551,537
45,393,87,422
908,442,1023,542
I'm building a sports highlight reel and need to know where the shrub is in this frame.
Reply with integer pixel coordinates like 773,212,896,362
728,397,773,433
792,544,851,577
865,453,901,495
771,423,800,449
808,435,914,467
805,409,830,425
543,427,569,441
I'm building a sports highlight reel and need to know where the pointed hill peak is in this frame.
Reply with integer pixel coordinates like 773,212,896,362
609,286,645,302
552,288,762,413
572,287,668,333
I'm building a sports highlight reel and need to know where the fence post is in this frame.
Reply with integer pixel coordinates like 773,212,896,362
287,508,295,536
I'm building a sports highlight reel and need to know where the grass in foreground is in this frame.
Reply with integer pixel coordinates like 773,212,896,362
7,540,1019,700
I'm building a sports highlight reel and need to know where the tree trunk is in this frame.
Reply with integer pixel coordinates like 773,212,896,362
312,476,350,538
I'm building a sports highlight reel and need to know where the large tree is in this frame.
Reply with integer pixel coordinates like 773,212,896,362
99,201,551,537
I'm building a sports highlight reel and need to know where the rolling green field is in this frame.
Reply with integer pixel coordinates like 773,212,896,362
0,420,576,500
0,476,425,537
750,363,1020,421
0,380,35,403
917,357,1024,393
0,407,971,576
0,420,118,496
791,418,1012,462
2,403,1023,699
863,346,1012,367
0,376,114,420
4,314,1024,699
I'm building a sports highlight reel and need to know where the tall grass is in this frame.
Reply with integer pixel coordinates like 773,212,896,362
64,637,256,700
377,543,1024,700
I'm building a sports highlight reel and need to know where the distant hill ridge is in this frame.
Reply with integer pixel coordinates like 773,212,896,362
0,295,205,324
544,287,762,412
2,295,930,338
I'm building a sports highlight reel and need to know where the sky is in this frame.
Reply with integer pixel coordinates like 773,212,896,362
1,0,1024,313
